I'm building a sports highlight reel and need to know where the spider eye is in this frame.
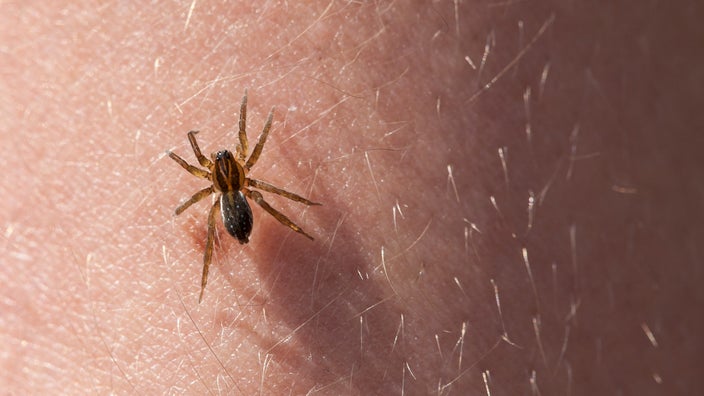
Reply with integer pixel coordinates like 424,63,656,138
215,150,233,161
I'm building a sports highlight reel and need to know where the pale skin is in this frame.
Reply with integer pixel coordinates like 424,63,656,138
1,1,702,395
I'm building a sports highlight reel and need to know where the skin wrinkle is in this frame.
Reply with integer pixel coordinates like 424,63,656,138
1,0,702,394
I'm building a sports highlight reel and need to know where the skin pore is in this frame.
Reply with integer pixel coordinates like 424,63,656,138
1,1,702,394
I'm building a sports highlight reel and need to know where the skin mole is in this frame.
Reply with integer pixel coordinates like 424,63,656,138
168,91,320,303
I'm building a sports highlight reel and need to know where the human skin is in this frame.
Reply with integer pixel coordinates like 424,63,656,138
1,1,702,394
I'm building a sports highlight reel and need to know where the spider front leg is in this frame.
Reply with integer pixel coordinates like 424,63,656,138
186,130,213,168
237,91,248,162
245,108,274,171
199,199,220,303
168,151,211,180
245,189,314,240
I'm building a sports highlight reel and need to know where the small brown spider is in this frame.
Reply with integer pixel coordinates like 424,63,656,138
168,91,320,303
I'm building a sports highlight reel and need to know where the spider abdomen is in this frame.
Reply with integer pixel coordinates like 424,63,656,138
220,190,253,244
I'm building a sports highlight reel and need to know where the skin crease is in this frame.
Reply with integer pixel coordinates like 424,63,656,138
1,1,702,394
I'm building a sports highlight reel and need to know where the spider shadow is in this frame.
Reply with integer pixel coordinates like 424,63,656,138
218,193,407,394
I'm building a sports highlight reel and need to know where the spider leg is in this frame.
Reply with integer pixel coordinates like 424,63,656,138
175,186,214,215
168,151,211,179
199,200,220,303
245,189,314,240
186,130,213,168
244,107,274,171
247,178,321,206
237,90,248,162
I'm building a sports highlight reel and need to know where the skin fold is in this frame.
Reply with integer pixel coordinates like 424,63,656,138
1,1,702,394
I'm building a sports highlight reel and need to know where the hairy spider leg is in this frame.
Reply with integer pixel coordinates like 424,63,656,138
244,189,314,240
247,178,321,206
245,109,274,171
175,186,214,215
168,151,210,180
186,130,213,168
176,186,213,215
199,201,220,303
167,148,214,215
237,91,248,162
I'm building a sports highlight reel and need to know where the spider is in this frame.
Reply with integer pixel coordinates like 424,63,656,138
168,91,320,303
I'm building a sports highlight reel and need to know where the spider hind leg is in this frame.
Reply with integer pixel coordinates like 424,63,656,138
245,189,314,240
199,200,220,303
